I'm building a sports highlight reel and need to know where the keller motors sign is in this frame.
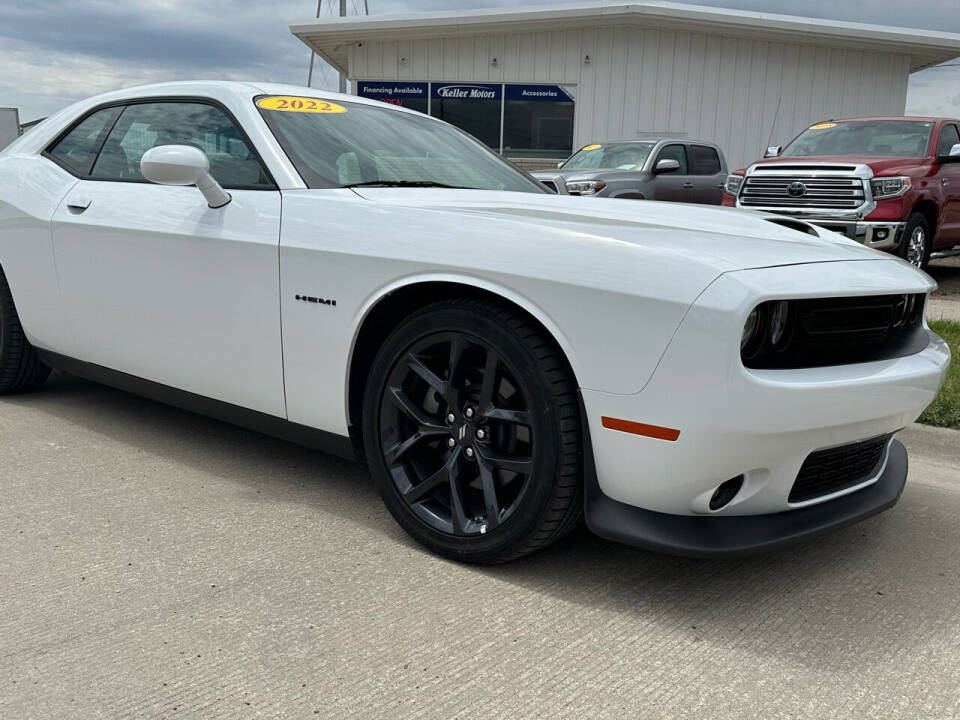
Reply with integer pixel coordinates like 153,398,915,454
432,83,501,100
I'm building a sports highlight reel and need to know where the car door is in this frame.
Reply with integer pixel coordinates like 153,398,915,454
686,144,726,204
49,99,286,417
650,143,695,202
934,122,960,248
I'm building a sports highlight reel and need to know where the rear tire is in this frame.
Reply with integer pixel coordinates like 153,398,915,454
0,266,50,394
898,212,931,269
362,298,582,564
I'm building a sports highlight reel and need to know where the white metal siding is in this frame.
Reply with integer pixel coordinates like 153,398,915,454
349,28,910,170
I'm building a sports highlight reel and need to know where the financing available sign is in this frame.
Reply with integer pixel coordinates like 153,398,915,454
356,81,428,100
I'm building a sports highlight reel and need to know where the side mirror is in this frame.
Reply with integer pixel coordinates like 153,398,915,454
939,142,960,164
140,145,231,208
653,158,680,174
557,160,565,168
764,145,782,158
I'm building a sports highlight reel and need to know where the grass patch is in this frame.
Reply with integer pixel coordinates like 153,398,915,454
919,319,960,429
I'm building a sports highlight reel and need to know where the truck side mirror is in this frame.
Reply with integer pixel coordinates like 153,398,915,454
653,158,680,174
940,143,960,164
764,145,781,158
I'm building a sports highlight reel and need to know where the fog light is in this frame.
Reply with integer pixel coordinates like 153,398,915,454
709,475,744,510
875,228,889,240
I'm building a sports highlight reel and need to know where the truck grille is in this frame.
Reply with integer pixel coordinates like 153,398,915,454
789,434,892,504
740,174,865,209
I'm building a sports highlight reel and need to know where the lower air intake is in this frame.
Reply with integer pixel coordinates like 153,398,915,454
789,434,892,504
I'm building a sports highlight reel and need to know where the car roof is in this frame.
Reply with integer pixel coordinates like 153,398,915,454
816,116,958,123
580,138,717,147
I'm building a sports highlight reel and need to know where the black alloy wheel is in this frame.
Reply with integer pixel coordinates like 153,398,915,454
362,298,582,564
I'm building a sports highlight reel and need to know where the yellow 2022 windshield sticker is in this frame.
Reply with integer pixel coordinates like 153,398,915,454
581,144,602,151
809,122,837,130
256,96,346,113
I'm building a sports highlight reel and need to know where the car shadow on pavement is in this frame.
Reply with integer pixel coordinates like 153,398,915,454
8,372,960,674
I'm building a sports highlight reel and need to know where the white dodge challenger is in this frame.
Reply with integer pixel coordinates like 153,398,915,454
0,82,950,563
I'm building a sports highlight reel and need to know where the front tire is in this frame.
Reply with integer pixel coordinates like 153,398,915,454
0,266,50,394
899,212,931,269
362,298,582,564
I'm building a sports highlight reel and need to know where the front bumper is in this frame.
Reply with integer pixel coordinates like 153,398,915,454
806,218,904,250
585,438,907,558
581,259,948,554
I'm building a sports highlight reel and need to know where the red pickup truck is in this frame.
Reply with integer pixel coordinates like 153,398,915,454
722,116,960,269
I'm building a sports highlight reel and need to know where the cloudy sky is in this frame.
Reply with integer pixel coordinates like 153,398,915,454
2,0,959,122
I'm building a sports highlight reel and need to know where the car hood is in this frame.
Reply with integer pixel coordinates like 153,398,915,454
531,168,646,182
753,155,930,175
349,188,882,272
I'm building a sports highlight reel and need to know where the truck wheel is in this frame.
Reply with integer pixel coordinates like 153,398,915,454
899,213,931,269
362,298,582,564
0,266,50,394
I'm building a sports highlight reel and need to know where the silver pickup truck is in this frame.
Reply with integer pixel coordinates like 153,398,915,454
532,138,727,204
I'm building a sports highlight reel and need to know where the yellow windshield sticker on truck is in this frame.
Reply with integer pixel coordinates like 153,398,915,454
809,122,837,130
256,96,346,113
581,144,602,151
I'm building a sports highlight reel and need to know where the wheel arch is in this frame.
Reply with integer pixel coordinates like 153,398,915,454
345,276,582,455
911,198,938,239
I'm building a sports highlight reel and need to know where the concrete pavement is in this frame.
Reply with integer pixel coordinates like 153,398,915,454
1,373,959,719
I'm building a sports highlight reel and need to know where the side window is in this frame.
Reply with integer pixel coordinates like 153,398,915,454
937,124,960,157
655,144,688,174
91,102,272,187
687,145,721,175
46,107,120,176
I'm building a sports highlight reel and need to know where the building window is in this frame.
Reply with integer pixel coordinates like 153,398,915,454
356,81,576,158
429,83,502,150
502,85,575,159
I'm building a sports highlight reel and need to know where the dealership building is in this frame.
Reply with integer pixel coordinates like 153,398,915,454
290,1,960,170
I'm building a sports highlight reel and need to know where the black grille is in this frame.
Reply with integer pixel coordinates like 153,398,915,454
742,294,928,369
790,434,892,503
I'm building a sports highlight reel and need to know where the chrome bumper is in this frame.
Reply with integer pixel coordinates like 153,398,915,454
806,219,905,250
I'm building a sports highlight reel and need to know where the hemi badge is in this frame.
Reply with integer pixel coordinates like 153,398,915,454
601,416,681,442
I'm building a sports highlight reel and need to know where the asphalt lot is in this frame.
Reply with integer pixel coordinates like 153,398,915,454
2,373,959,720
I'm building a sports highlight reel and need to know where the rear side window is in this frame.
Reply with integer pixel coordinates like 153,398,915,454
688,145,721,175
937,124,960,157
655,144,688,174
46,107,120,176
90,102,272,187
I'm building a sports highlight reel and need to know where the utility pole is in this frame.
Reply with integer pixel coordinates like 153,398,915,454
306,0,321,87
338,0,347,93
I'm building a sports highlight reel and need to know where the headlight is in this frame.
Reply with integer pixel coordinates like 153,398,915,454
565,180,606,195
724,174,744,196
870,176,911,200
768,300,791,348
741,307,761,352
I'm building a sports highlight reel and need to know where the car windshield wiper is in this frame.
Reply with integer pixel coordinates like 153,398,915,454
340,180,468,189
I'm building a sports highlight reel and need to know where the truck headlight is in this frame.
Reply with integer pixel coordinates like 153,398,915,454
724,174,743,196
565,180,606,195
870,176,911,200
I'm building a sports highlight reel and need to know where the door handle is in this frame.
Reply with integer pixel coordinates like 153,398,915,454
66,197,92,212
682,182,694,189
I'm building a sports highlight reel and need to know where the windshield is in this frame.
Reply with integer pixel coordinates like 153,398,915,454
561,142,655,170
781,121,934,158
256,95,545,192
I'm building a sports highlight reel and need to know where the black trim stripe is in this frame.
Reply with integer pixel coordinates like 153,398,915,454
36,350,357,461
